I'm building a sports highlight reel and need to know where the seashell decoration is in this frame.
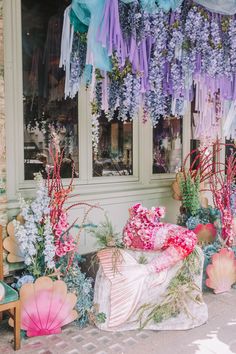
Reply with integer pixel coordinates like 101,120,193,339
19,276,78,337
3,219,24,263
194,223,217,244
171,172,183,201
0,282,5,302
206,248,236,294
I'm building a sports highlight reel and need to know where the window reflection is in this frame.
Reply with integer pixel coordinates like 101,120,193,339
153,117,182,174
93,112,133,177
22,0,78,180
226,139,236,159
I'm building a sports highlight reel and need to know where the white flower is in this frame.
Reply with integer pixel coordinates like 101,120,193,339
14,173,54,271
43,216,56,269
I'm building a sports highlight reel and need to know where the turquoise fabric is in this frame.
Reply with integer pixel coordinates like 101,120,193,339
122,0,183,12
0,281,18,305
157,0,183,12
140,0,158,12
71,1,91,26
71,0,111,71
70,9,88,33
82,64,93,85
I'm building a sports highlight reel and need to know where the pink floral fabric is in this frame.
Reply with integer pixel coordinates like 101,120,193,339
123,203,166,250
123,203,197,271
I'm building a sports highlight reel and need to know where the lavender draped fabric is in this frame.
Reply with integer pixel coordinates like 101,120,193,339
97,0,153,91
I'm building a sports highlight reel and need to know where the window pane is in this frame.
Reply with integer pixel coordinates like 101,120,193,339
226,139,236,159
93,113,133,177
153,117,182,174
22,0,78,180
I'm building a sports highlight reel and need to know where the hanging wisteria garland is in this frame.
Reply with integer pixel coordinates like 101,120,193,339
60,0,236,148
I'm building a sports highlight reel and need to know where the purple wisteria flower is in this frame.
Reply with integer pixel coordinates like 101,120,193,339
119,73,141,121
144,10,169,125
208,17,224,77
229,17,236,72
199,17,211,73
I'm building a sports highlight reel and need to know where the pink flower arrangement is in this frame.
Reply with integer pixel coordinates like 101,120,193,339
123,203,166,250
209,152,236,246
123,203,197,262
163,228,197,259
45,136,96,270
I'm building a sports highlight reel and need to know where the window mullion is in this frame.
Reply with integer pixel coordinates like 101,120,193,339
138,115,152,185
78,86,89,183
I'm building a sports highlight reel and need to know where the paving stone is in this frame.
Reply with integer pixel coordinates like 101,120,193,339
113,332,123,338
136,332,149,339
88,329,100,336
55,340,68,349
109,343,124,353
49,335,61,342
71,334,85,343
97,336,112,345
122,337,137,346
23,340,45,350
63,329,77,336
66,350,80,354
1,291,236,354
83,342,98,352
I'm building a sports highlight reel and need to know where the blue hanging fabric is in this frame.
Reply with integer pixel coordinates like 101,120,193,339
121,0,183,12
157,0,183,12
70,9,88,33
194,0,236,15
71,1,90,26
82,64,93,85
140,0,159,12
71,0,111,72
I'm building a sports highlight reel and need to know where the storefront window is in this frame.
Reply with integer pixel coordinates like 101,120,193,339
93,112,133,177
226,139,236,159
21,0,78,180
153,117,182,174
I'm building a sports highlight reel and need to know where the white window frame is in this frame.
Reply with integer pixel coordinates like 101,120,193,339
4,0,191,209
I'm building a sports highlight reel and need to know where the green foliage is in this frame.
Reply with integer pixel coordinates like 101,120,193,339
138,254,148,264
137,249,202,328
91,100,99,115
108,54,132,83
95,69,104,81
59,255,105,327
95,312,107,324
180,173,200,216
89,214,124,249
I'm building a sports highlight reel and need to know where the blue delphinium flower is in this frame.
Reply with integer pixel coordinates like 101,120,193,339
63,262,94,328
186,215,201,230
14,275,35,290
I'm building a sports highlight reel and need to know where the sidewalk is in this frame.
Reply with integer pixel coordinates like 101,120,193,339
0,291,236,354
